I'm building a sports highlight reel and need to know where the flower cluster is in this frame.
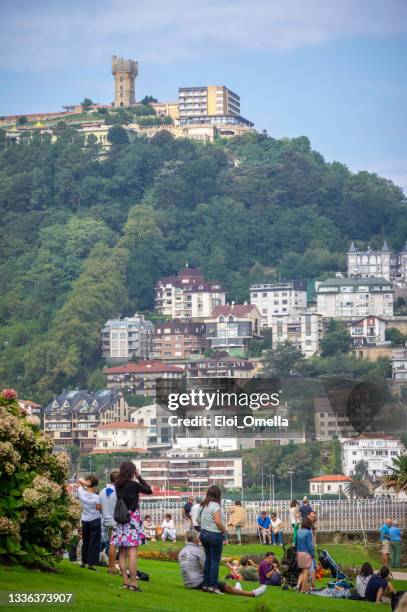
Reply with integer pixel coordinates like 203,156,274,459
137,549,179,562
0,517,20,537
1,388,18,400
22,475,62,507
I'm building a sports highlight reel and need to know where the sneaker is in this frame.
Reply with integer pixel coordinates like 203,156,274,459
235,582,242,590
212,589,224,595
253,585,267,597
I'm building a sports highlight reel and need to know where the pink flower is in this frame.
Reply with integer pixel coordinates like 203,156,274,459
1,388,18,400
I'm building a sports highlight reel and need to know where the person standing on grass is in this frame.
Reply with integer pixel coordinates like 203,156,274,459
389,520,402,568
179,530,266,598
111,461,152,592
198,485,228,594
289,500,301,544
228,500,246,545
77,475,101,571
299,497,313,521
380,518,392,567
295,517,315,593
191,497,202,532
99,471,118,574
182,496,194,534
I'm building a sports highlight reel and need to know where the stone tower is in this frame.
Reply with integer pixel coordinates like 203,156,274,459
111,55,138,108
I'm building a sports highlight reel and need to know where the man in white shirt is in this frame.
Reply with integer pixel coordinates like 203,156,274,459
179,531,266,598
99,471,118,573
270,512,283,546
190,497,202,532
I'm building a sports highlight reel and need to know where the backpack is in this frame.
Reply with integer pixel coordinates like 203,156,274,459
114,498,130,524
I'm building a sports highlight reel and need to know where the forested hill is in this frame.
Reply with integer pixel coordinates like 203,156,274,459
0,129,406,401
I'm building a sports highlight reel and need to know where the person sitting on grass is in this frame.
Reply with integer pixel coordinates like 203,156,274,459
365,566,396,603
257,511,271,544
355,562,374,599
161,513,176,542
237,555,259,581
178,531,267,598
258,552,282,586
142,515,156,542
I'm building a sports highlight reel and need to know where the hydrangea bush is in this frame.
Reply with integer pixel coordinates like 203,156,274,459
0,389,81,566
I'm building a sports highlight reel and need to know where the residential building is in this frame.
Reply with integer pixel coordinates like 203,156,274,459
205,304,261,355
173,430,306,453
178,86,240,120
347,240,407,283
348,315,386,346
352,345,394,362
372,481,407,500
134,456,243,490
101,313,154,361
308,475,351,497
391,347,407,381
130,403,174,450
18,399,42,417
153,320,206,360
104,360,185,396
316,277,394,318
341,435,405,478
43,389,129,451
95,421,148,452
185,355,257,378
314,391,379,441
112,55,138,107
271,312,323,358
155,268,226,319
250,282,307,328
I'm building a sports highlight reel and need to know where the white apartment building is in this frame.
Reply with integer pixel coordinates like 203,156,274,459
95,421,148,452
134,456,242,490
348,316,386,346
250,282,307,328
155,268,226,319
316,278,394,318
342,435,404,478
101,313,154,360
130,404,159,448
272,312,323,358
391,348,407,381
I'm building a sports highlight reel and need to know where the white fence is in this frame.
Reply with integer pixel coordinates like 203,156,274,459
139,499,407,534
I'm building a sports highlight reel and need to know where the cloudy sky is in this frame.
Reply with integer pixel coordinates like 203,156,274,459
1,0,406,190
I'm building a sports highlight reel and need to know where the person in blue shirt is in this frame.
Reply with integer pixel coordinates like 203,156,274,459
257,511,271,544
389,521,402,568
299,497,313,521
296,517,315,593
380,518,392,566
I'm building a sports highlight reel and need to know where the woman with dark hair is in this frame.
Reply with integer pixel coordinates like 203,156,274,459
111,461,152,592
295,517,315,593
354,562,374,599
77,475,101,571
198,485,227,594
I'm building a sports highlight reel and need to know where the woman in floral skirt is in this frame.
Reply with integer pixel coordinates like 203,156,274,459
112,461,152,592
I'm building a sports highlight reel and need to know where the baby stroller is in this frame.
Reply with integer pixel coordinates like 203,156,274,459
317,549,353,589
280,545,301,588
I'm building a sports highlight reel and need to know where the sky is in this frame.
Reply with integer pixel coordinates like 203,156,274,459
1,0,407,191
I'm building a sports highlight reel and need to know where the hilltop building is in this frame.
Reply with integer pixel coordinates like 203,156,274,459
250,282,307,328
271,312,323,358
153,320,207,360
101,313,154,361
205,304,261,355
104,360,185,396
341,435,404,479
112,55,138,107
155,268,226,319
347,241,407,284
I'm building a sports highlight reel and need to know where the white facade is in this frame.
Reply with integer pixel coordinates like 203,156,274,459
348,316,386,346
309,476,351,496
316,278,394,318
250,283,307,328
102,313,154,360
347,241,407,283
341,436,405,478
130,404,158,447
95,422,148,451
391,348,407,381
272,312,322,358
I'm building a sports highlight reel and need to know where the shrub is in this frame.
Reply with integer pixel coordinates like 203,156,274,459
0,389,80,567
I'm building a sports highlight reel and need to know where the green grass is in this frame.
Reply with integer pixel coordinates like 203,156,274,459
0,545,406,612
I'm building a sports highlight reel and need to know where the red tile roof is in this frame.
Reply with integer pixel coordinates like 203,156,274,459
18,399,42,408
104,360,184,374
98,421,148,429
211,304,258,317
309,475,351,482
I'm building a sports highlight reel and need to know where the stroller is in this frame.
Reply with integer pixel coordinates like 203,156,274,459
317,549,353,589
280,545,301,588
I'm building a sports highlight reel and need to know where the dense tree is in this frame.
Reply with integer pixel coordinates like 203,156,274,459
107,125,129,146
320,320,352,357
262,341,304,377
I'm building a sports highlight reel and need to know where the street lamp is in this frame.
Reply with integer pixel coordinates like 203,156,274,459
287,469,294,501
261,467,264,503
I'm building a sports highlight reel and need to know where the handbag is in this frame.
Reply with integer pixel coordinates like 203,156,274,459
114,498,130,524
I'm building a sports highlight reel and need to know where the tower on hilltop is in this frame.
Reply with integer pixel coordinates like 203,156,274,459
111,55,138,108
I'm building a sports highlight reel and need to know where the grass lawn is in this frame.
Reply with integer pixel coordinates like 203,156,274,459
0,545,406,612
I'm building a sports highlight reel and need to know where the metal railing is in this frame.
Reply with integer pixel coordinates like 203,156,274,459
138,498,407,534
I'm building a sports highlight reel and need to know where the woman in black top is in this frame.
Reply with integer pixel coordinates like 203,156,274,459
111,461,152,591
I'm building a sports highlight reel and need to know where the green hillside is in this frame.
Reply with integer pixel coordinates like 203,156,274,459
0,129,406,401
